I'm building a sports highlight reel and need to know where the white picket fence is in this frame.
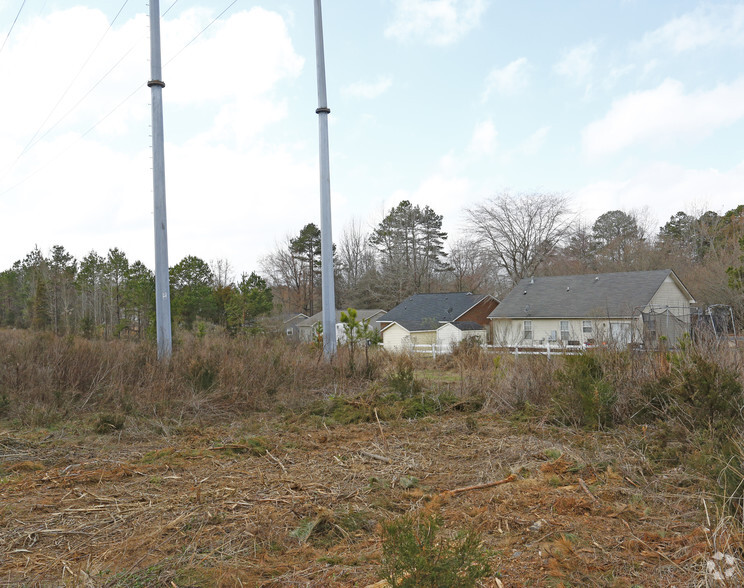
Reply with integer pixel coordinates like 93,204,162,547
394,341,589,358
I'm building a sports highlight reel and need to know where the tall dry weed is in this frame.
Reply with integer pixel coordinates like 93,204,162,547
0,329,364,425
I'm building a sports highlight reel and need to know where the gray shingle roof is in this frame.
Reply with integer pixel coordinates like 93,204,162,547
449,321,486,331
297,309,386,328
489,270,692,319
379,292,489,332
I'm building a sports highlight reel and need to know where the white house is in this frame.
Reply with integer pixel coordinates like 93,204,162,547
379,292,497,352
489,269,695,348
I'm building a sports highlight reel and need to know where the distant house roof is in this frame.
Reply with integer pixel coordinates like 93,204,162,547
281,313,308,324
489,270,694,319
297,309,386,328
380,292,492,332
447,321,486,332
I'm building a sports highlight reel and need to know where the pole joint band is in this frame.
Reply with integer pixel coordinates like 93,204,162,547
316,107,330,114
148,80,166,88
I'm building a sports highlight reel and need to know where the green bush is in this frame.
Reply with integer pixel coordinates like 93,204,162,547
554,354,615,428
642,353,742,431
380,513,491,588
388,356,421,399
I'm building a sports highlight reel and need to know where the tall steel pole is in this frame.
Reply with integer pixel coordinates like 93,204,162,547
313,0,337,359
148,0,172,359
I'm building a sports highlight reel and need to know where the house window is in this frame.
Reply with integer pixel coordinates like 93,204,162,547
286,328,293,336
523,320,533,341
560,320,570,341
582,320,592,335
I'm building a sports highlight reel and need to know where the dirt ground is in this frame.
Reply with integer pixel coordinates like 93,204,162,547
0,411,738,587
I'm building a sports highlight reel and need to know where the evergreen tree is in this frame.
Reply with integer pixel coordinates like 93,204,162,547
290,223,322,315
170,255,216,330
226,272,273,334
369,200,448,305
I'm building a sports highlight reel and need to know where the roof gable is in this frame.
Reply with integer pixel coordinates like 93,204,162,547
379,293,491,328
489,270,692,319
297,309,386,328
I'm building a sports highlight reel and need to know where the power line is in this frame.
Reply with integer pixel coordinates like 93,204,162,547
164,0,239,66
20,40,140,158
0,84,145,198
1,0,243,196
0,0,28,58
16,0,132,160
162,0,180,17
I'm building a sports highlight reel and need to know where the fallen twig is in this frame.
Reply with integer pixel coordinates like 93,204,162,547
360,450,391,464
266,450,288,475
578,477,598,502
374,408,389,453
446,473,517,496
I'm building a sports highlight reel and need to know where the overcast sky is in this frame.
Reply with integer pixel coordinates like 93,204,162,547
1,0,742,276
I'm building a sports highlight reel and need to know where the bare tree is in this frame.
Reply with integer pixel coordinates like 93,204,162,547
210,259,234,289
464,192,572,284
446,238,493,293
260,237,305,313
337,219,376,305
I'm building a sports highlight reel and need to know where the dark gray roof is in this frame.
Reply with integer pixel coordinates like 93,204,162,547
379,292,489,331
297,309,386,328
449,321,486,331
489,270,692,319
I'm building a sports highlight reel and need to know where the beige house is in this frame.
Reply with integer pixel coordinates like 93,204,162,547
489,270,695,348
379,292,497,353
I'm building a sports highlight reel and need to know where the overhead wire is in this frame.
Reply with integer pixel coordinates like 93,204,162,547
162,0,180,17
164,0,239,66
0,84,144,197
15,0,131,160
19,40,140,158
0,0,243,197
0,0,28,58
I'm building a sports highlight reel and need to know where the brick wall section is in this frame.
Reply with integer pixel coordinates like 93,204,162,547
458,297,499,326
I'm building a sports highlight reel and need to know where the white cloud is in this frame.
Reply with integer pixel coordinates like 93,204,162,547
554,41,597,83
385,0,487,46
386,173,473,236
636,4,744,53
602,64,635,90
582,78,744,158
0,6,311,276
468,119,496,155
164,8,303,105
519,126,550,156
482,57,529,100
342,76,393,99
575,161,744,226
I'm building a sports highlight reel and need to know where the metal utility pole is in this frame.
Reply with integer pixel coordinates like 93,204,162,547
313,0,337,359
148,0,173,359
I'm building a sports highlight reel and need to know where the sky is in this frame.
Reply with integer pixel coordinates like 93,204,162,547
1,0,743,278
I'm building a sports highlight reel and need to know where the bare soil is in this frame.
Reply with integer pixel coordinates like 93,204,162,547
0,412,735,587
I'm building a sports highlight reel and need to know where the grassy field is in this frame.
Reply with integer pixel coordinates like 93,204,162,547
1,330,743,586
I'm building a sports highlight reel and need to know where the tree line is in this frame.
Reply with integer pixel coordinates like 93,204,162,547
0,247,272,337
263,194,744,322
1,193,743,337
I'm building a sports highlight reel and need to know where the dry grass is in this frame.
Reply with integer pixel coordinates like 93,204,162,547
1,329,744,586
1,412,734,587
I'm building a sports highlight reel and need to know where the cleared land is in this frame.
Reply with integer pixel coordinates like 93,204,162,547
0,410,735,587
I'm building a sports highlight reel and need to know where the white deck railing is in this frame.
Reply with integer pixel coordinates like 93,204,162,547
378,341,589,358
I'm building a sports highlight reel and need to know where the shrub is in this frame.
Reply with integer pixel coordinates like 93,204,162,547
380,512,491,588
388,355,421,399
641,352,742,432
554,353,616,429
